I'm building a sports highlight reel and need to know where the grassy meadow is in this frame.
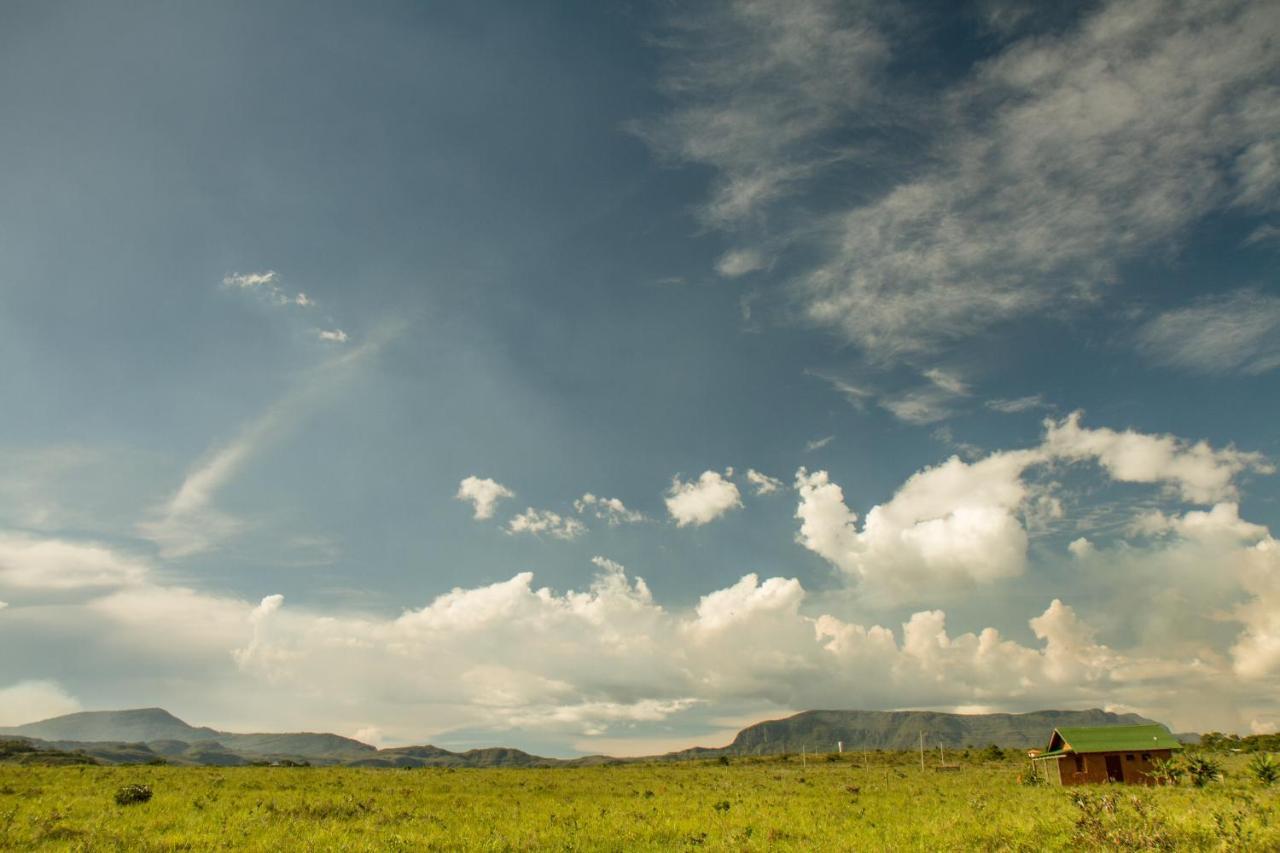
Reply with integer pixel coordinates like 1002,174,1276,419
2,752,1278,851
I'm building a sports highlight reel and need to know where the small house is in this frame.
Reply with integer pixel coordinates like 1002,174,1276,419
1029,724,1181,785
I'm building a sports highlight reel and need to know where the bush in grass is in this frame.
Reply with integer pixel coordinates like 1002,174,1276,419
1186,756,1224,788
1150,758,1184,786
1248,753,1279,786
114,784,153,806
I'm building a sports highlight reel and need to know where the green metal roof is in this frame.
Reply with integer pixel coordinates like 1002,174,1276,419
1044,724,1182,754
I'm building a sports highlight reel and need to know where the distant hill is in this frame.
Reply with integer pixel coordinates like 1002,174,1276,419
0,708,220,744
0,708,373,764
665,708,1159,757
1,706,1170,767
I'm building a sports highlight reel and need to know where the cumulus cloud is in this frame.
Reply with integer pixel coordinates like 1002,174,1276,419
455,476,515,520
574,494,644,525
1138,290,1280,375
0,533,148,590
794,413,1270,600
1067,537,1094,559
1042,412,1273,504
8,504,1280,745
0,680,82,727
665,470,743,527
507,508,586,541
795,450,1038,601
207,557,1167,739
745,469,783,495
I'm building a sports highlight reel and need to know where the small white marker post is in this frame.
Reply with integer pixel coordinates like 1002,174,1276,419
837,741,843,754
919,732,925,772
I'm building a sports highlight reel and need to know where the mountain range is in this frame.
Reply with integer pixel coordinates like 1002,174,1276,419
0,707,1179,767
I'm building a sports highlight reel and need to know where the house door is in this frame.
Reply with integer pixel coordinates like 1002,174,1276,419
1104,755,1124,783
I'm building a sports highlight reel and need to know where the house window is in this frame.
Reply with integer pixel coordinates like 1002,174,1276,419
1074,755,1084,772
1126,754,1135,761
1142,753,1151,761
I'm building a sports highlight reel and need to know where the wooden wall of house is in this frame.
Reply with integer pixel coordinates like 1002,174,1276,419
1053,750,1174,785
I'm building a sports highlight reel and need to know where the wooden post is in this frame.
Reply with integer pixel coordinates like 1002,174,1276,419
919,732,925,772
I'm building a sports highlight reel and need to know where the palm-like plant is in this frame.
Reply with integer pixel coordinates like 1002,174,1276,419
1150,757,1184,786
1248,752,1279,786
1186,755,1224,787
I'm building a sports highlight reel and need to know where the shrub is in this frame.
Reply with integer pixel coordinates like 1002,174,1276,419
1186,756,1224,788
1248,753,1279,786
114,784,153,806
1150,758,1184,786
979,745,1005,761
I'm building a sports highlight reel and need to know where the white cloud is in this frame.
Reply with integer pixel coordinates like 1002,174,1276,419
649,1,1280,358
795,450,1038,602
794,413,1271,601
9,511,1280,745
715,248,768,278
137,335,389,557
455,476,515,520
665,469,743,527
1042,411,1273,504
507,508,587,541
808,0,1280,355
223,271,279,289
318,328,349,343
223,270,323,315
1138,290,1280,375
986,394,1047,414
804,435,834,452
1067,537,1094,559
745,469,783,495
815,367,972,425
353,725,385,748
1245,223,1280,247
637,0,890,226
0,533,148,590
574,494,644,525
880,369,971,424
0,680,82,727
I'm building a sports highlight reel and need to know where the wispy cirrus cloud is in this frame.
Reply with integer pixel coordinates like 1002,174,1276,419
986,394,1049,414
137,333,391,557
635,0,891,227
647,1,1280,359
1137,290,1280,376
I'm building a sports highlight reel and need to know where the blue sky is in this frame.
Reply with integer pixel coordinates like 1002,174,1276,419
2,0,1279,755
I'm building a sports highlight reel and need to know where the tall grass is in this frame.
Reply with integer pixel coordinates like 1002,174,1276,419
1,752,1276,850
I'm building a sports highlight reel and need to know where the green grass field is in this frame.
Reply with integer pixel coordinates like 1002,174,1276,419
2,753,1277,851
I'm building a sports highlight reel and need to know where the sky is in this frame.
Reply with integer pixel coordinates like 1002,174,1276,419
1,0,1279,756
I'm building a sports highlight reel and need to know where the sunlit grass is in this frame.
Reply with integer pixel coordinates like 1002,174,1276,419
2,753,1276,850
